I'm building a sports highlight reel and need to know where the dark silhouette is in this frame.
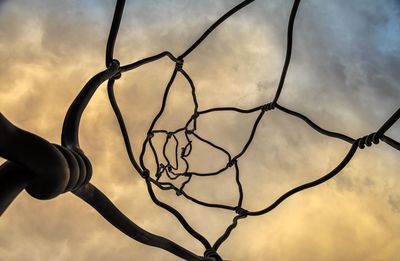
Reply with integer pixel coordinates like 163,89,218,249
0,0,399,260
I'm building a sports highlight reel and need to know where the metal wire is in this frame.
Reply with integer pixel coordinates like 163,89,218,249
106,0,400,258
1,0,398,260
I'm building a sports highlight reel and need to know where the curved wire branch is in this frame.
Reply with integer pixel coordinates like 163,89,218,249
107,79,143,174
120,51,180,73
178,0,255,60
375,107,400,141
275,103,356,144
106,0,125,67
61,64,120,149
144,177,212,250
213,214,247,251
247,142,358,216
74,183,213,261
382,135,400,151
0,161,32,216
271,0,301,106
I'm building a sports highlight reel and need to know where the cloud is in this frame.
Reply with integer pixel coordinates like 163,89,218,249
0,0,8,10
1,0,399,260
268,0,400,136
388,194,400,213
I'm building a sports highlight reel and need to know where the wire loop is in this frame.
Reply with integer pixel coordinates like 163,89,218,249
357,132,380,149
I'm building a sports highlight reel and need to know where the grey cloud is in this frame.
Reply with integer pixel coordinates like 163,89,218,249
335,173,377,193
0,0,7,10
1,1,400,260
388,194,400,213
281,0,400,134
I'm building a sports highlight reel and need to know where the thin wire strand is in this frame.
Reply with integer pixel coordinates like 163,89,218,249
105,0,400,258
106,0,125,67
178,0,255,60
271,0,301,106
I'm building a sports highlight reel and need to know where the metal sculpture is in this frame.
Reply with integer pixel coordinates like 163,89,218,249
0,0,399,260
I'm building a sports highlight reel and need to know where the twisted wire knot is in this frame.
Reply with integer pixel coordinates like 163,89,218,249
147,132,154,140
181,142,192,158
357,132,380,149
226,158,237,168
158,163,165,170
26,144,93,199
141,169,150,178
175,59,184,71
56,146,92,192
176,188,183,196
234,206,248,216
108,59,121,80
204,248,222,260
191,111,199,120
180,147,186,158
167,165,173,172
185,129,194,135
262,103,275,112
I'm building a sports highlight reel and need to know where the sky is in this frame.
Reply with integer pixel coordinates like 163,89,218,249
0,0,399,260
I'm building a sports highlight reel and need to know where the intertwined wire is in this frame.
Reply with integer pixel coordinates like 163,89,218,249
104,0,400,259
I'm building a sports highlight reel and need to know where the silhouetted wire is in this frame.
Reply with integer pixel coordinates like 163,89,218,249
178,0,255,60
105,0,125,68
108,79,143,174
120,51,179,73
271,0,301,106
103,0,400,259
375,107,400,142
275,104,356,143
144,177,212,249
74,183,211,261
382,135,400,150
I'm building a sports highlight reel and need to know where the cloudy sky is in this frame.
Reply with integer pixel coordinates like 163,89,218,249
0,0,399,260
